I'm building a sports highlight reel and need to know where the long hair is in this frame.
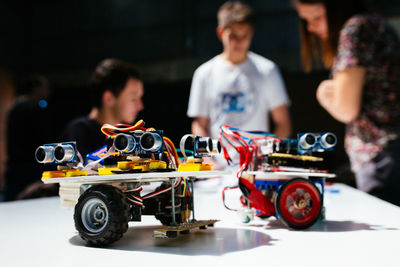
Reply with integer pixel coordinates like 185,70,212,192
295,0,367,72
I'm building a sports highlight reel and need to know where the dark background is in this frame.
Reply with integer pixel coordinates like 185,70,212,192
2,0,400,186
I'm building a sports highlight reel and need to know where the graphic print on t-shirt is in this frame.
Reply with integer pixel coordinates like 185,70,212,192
221,92,245,112
213,73,256,126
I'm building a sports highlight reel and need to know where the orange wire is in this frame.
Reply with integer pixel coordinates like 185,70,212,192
163,137,179,168
101,120,145,137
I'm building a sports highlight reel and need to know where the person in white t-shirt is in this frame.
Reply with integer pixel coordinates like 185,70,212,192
187,1,291,169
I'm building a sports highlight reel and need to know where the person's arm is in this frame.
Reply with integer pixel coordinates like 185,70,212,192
270,104,291,138
191,116,210,137
316,66,365,123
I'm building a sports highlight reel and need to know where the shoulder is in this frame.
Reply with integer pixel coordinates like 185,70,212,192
64,116,100,135
342,14,391,37
339,14,399,54
193,56,220,78
345,14,384,27
63,116,102,143
66,116,92,128
247,51,279,76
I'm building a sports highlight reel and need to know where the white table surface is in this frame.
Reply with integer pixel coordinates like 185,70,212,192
1,182,399,267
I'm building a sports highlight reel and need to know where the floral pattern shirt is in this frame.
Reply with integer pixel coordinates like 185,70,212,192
332,14,400,171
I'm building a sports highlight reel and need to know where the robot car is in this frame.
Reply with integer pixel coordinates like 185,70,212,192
219,125,337,229
36,120,226,246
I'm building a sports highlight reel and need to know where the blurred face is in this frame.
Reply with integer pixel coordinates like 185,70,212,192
112,78,144,124
296,3,328,40
218,22,253,59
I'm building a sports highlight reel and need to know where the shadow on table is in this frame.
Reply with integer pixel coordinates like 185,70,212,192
69,226,277,255
265,219,398,232
308,220,398,232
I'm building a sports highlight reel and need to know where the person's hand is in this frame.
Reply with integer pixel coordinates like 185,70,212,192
316,79,335,110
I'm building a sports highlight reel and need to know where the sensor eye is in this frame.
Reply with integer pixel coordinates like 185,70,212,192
54,144,75,162
140,132,163,152
35,146,54,163
196,137,213,153
114,134,136,152
320,133,337,149
299,133,316,149
212,139,222,154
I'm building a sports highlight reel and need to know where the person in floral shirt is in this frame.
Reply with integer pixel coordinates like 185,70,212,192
295,0,400,205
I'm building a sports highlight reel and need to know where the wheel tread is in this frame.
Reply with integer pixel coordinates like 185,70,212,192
74,185,130,246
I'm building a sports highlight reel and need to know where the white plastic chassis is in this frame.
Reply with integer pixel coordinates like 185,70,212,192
42,170,231,226
244,171,336,180
41,169,334,185
41,170,231,184
41,170,333,226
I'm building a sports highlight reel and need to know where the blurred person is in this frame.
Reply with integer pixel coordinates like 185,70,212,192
63,58,144,158
294,0,400,205
187,1,291,170
4,75,56,201
0,70,14,201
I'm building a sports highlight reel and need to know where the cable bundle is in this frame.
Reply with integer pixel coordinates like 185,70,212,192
125,187,144,207
100,120,146,137
219,125,281,178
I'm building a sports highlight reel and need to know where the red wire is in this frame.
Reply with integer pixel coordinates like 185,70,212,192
220,124,280,178
101,120,146,137
222,186,239,211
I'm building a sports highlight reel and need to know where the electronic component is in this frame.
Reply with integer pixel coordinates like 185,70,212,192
297,132,337,153
35,142,77,164
195,136,219,156
180,134,221,158
35,145,54,164
178,134,221,171
54,143,76,162
36,119,225,246
219,125,337,229
113,130,164,154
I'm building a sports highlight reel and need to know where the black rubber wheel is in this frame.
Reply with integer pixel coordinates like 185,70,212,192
275,178,322,229
74,184,130,246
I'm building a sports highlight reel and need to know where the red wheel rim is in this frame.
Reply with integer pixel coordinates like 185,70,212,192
278,180,321,228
